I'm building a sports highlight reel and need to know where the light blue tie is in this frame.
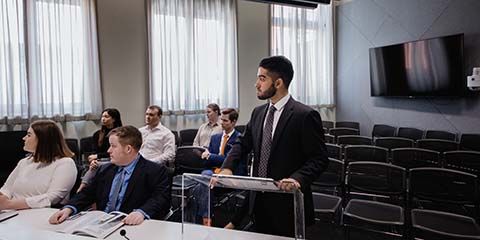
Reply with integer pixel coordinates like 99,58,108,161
105,167,125,212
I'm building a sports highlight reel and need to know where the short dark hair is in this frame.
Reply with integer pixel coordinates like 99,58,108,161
108,126,143,151
148,105,163,116
207,103,221,116
221,108,238,122
259,55,294,88
30,120,74,163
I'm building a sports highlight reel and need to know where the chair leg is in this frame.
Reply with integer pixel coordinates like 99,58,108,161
344,224,351,240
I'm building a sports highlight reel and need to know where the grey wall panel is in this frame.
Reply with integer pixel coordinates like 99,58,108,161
336,0,480,136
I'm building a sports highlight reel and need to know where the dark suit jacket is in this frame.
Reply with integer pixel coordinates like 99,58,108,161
206,130,241,168
68,156,171,219
223,97,329,237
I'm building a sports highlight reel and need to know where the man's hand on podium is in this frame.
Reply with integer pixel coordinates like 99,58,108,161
209,168,233,189
277,178,301,192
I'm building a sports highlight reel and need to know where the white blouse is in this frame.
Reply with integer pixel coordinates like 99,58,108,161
0,156,77,208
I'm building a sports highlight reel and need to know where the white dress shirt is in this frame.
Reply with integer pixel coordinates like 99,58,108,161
0,156,77,208
139,123,176,165
264,94,291,137
193,121,222,147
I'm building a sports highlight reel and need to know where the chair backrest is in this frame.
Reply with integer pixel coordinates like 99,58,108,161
329,128,359,143
335,121,360,130
65,138,80,163
324,134,335,144
312,158,344,188
372,124,396,138
0,131,27,185
374,137,414,151
171,130,180,146
337,135,372,146
325,143,341,159
174,146,206,175
346,161,406,199
409,167,478,214
460,134,480,151
235,125,246,134
344,145,388,164
396,127,424,141
425,130,457,141
322,121,334,130
179,129,198,146
416,139,458,153
391,148,440,169
79,136,95,161
444,150,480,176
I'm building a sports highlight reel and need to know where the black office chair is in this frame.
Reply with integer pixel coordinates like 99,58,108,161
460,134,480,151
79,136,95,165
416,139,458,153
179,129,198,146
0,131,27,185
335,121,360,130
337,135,372,146
444,150,480,176
343,161,407,239
312,192,342,234
174,146,206,175
391,148,440,169
409,168,480,240
324,134,335,144
344,145,388,164
396,127,424,141
374,137,414,151
372,124,396,138
312,158,344,195
325,143,342,160
329,128,359,144
425,129,457,141
171,130,180,147
65,138,80,164
322,121,334,131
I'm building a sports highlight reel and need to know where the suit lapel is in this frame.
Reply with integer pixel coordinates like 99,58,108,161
252,104,269,174
271,97,295,151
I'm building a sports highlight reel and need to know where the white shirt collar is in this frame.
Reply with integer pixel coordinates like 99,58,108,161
147,122,163,131
270,94,291,111
223,129,236,138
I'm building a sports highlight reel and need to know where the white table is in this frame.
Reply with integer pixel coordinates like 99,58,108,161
0,208,292,240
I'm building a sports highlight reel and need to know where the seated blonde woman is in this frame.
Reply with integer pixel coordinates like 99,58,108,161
0,120,77,210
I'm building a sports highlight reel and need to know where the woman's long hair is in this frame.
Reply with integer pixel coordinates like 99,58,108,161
98,108,123,147
30,120,74,163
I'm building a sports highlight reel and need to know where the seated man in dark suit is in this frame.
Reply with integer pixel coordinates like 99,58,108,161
200,108,241,175
194,108,242,226
49,126,171,226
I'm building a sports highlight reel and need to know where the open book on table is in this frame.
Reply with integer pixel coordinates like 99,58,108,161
56,210,127,239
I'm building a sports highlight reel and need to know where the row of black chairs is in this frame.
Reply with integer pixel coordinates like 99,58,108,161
322,121,360,131
325,143,480,176
312,160,480,239
322,121,480,151
327,134,479,154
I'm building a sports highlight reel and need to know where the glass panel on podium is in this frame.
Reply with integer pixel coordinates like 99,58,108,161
181,173,305,240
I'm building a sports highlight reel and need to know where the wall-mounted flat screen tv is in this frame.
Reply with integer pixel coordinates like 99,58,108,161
369,34,466,97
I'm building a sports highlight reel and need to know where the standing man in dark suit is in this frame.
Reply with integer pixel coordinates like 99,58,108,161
49,126,171,226
221,56,329,237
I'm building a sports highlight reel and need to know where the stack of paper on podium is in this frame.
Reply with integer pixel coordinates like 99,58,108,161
180,173,305,240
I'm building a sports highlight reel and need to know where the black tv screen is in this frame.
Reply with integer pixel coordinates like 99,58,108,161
369,34,465,97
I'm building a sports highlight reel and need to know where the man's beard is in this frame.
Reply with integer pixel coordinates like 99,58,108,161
257,83,276,100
